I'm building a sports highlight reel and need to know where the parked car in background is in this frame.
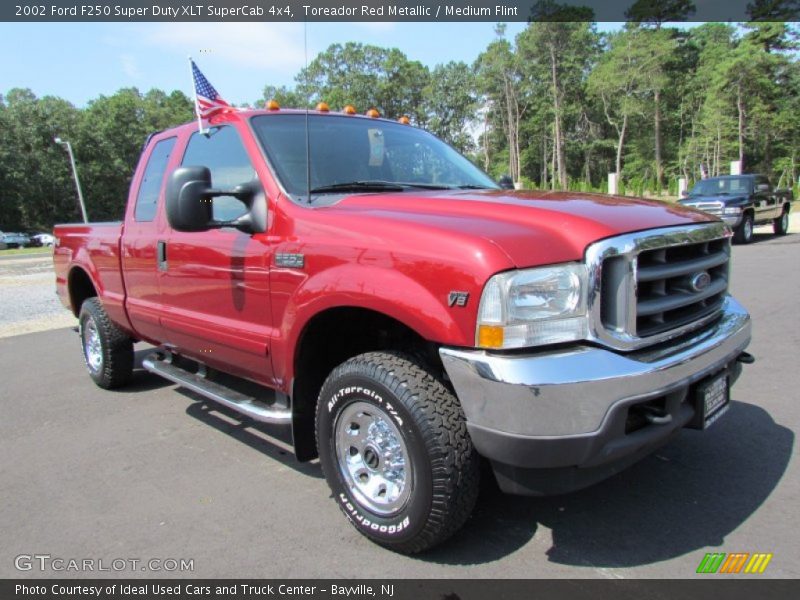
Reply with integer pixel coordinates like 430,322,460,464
0,232,31,248
30,233,56,247
679,174,792,244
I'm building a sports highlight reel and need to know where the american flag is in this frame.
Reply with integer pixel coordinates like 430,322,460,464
191,59,231,118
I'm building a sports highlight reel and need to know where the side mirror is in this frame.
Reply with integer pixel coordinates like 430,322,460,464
680,189,689,198
166,166,214,232
165,166,267,234
498,175,514,190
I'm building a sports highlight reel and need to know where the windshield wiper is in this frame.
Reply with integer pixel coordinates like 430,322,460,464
310,181,406,194
455,184,493,190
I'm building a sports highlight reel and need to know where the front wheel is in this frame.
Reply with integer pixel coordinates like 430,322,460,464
316,352,479,554
773,208,790,236
734,212,754,244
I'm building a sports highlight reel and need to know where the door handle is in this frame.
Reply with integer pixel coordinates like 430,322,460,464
157,240,168,271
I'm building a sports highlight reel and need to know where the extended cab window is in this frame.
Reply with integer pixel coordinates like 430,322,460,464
134,137,177,222
181,126,257,222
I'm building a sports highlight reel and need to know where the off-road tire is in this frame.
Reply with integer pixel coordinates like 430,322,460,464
316,351,479,554
734,212,754,244
78,298,134,389
773,208,790,236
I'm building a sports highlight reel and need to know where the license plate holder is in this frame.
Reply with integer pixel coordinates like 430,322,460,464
694,372,730,429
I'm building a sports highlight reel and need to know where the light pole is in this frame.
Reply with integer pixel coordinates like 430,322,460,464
54,137,88,223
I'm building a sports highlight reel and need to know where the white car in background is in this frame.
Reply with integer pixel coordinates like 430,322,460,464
31,233,55,247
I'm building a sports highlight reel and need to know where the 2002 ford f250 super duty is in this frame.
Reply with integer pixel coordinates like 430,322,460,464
54,106,752,553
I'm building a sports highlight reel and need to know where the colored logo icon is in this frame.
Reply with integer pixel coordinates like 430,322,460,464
696,552,773,574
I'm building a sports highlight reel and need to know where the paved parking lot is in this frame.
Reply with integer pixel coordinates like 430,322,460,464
0,225,798,579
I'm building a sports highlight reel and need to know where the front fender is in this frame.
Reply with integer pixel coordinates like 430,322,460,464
273,264,477,385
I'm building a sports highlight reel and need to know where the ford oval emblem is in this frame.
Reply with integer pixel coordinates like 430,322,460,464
690,271,712,293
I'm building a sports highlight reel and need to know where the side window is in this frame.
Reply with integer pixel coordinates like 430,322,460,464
181,126,256,222
134,137,177,222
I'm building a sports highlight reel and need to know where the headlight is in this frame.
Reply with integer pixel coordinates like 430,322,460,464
722,207,742,215
476,263,588,349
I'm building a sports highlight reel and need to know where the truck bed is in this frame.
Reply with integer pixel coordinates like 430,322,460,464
53,222,129,328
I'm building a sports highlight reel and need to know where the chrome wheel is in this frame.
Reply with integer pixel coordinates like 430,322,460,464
82,317,102,373
334,401,412,516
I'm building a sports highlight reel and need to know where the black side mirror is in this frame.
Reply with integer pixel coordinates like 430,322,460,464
680,189,689,198
166,166,214,232
165,166,267,234
498,175,514,190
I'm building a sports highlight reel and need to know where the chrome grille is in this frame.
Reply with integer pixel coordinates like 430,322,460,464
634,238,729,337
586,222,731,351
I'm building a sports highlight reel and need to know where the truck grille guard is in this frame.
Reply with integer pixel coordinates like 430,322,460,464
585,221,731,352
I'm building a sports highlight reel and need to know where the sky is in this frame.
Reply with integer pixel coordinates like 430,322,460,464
0,21,543,107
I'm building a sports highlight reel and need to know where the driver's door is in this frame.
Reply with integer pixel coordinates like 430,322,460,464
159,125,274,383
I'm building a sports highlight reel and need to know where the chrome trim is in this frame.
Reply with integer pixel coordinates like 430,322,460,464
682,201,724,214
440,296,750,437
585,221,731,352
143,354,292,425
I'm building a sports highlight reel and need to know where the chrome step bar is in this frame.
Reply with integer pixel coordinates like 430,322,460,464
142,354,292,425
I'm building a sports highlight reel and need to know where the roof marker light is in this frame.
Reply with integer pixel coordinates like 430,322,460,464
343,105,357,115
366,108,380,118
266,99,280,110
316,102,330,112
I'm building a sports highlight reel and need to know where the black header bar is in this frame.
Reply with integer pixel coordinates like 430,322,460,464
2,579,799,600
4,0,800,23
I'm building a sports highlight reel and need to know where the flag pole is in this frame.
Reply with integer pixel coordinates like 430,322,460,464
188,56,205,135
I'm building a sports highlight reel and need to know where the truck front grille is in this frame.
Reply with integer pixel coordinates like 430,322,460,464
634,238,729,337
586,222,731,351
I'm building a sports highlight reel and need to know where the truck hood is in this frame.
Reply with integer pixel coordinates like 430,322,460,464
331,189,716,268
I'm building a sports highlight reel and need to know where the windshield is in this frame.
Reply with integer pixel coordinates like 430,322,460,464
250,114,497,200
689,177,752,197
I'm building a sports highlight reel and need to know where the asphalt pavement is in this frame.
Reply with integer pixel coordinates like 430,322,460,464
0,227,798,579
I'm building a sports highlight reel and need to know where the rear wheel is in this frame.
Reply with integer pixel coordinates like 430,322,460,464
316,352,479,554
79,298,134,389
773,208,790,236
734,212,754,244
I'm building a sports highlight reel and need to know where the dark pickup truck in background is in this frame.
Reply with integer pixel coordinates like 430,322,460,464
680,174,792,244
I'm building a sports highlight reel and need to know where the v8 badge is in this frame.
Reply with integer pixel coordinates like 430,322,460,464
448,291,469,307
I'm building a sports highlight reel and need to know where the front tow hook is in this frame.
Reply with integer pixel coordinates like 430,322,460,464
737,351,756,364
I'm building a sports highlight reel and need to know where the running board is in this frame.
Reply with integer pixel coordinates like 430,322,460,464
142,354,292,425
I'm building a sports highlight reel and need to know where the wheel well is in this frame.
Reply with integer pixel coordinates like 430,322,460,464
291,307,442,461
68,268,97,316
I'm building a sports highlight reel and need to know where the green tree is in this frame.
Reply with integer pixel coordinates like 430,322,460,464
475,26,528,181
296,43,429,122
516,19,598,189
423,62,477,154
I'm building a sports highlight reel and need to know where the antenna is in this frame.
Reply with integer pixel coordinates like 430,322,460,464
304,19,312,204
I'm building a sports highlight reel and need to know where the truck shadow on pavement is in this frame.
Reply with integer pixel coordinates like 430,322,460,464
180,391,324,479
422,400,793,567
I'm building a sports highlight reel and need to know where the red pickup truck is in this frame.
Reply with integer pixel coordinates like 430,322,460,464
54,107,752,553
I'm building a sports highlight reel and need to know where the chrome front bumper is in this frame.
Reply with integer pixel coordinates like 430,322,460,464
440,296,751,471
